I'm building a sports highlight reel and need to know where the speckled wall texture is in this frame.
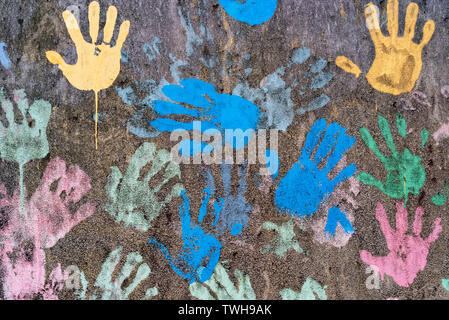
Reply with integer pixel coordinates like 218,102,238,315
0,0,449,300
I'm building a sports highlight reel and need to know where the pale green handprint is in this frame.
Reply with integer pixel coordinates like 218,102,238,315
357,114,425,206
280,277,327,300
0,88,51,212
189,263,256,300
260,218,303,258
76,246,158,300
104,142,184,232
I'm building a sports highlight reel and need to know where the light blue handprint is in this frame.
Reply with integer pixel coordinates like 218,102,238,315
275,119,356,217
152,79,260,151
149,190,223,284
202,163,253,236
233,48,333,132
218,0,278,26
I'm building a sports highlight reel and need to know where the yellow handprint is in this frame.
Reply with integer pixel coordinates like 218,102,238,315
46,1,130,149
336,0,435,96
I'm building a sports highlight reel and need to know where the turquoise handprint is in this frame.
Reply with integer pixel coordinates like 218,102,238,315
0,88,51,211
104,142,184,232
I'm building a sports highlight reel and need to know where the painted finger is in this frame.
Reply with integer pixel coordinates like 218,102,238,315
336,56,362,78
161,82,212,110
153,100,201,117
96,247,123,284
45,51,70,74
142,149,172,186
213,198,223,226
313,122,339,166
262,222,279,231
62,10,85,46
179,190,192,230
323,133,355,175
357,172,386,193
105,167,123,205
325,207,354,236
115,20,130,50
412,206,424,236
162,183,185,208
237,163,248,196
301,119,327,161
115,252,144,288
202,167,216,195
123,262,151,299
198,246,221,283
426,217,442,244
360,250,385,274
198,188,212,223
104,5,118,44
419,20,435,48
88,1,100,44
1,99,14,127
403,2,419,40
378,115,398,157
364,3,385,45
375,202,395,251
221,163,232,196
387,0,399,38
331,163,356,188
150,118,217,133
360,127,387,163
394,202,408,235
40,157,67,192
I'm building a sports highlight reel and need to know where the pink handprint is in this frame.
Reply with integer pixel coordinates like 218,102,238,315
360,202,442,288
0,157,96,299
30,157,96,249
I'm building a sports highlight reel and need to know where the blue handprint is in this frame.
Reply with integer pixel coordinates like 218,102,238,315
324,207,354,237
275,119,356,217
149,190,223,284
203,163,253,236
218,0,278,26
152,79,261,150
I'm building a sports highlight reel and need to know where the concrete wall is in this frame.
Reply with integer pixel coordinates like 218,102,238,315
0,0,448,299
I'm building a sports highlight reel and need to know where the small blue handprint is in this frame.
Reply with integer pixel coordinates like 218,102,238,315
218,0,278,26
149,190,222,283
203,163,253,236
152,79,261,151
275,119,356,217
325,207,354,237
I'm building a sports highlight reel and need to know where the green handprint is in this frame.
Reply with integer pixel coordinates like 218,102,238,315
76,246,158,300
280,277,327,300
189,263,256,300
260,218,303,258
357,114,425,206
104,142,184,232
0,88,51,212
